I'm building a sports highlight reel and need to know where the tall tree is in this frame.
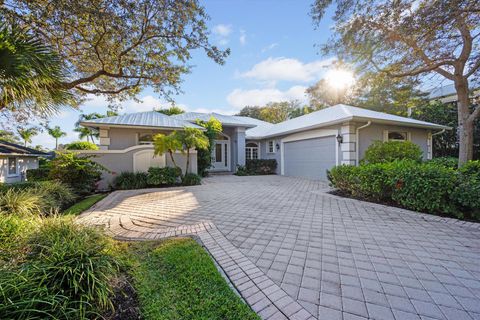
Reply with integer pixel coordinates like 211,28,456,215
312,0,480,164
236,101,319,123
17,127,38,146
2,0,229,102
177,127,209,174
0,22,73,114
47,125,66,150
74,113,104,142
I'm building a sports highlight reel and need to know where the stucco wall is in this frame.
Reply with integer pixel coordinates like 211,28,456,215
0,156,39,183
108,127,171,149
80,146,197,190
357,123,430,161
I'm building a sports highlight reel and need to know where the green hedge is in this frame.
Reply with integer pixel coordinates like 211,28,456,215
328,160,480,220
147,167,182,186
363,141,423,164
26,167,51,181
236,159,277,176
113,167,199,189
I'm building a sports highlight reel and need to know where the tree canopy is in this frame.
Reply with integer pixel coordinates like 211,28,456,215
311,0,480,163
2,0,229,103
156,105,185,116
237,101,322,124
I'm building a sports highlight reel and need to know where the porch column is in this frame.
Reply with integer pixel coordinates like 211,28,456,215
98,128,110,150
235,127,246,168
340,123,357,165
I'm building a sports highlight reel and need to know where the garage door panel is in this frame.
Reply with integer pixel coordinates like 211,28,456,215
284,136,336,180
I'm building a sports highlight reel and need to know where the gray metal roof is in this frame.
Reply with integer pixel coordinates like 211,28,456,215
246,104,450,139
81,111,203,129
171,112,258,127
0,140,48,156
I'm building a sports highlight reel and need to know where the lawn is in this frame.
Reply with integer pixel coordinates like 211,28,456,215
63,193,108,215
122,238,259,320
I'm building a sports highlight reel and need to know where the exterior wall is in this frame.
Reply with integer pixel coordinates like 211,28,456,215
0,156,39,183
79,146,197,190
107,127,170,150
357,123,430,161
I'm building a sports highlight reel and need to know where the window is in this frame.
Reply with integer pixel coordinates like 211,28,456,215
267,140,275,153
138,133,154,145
385,131,409,142
8,157,17,175
245,142,259,160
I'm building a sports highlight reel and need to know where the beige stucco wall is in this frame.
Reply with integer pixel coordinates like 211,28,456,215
0,156,39,183
108,127,171,149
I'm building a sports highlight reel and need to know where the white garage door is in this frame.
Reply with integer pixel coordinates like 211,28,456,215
284,136,336,180
133,150,165,172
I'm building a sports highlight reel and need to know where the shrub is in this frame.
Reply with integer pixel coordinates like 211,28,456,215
49,152,106,195
246,159,277,175
34,181,77,211
453,160,480,219
363,140,423,164
64,141,99,150
26,167,51,181
114,171,149,190
459,160,480,176
0,188,44,216
147,167,182,186
426,157,459,169
0,215,39,263
0,217,119,319
327,165,361,195
182,173,202,186
234,165,249,176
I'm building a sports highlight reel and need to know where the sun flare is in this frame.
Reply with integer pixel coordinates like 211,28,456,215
325,69,355,90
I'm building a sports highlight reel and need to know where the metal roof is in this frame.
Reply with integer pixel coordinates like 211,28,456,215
246,104,450,139
0,140,48,156
171,112,258,127
81,111,203,129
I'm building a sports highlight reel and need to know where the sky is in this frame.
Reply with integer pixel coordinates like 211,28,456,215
30,0,338,149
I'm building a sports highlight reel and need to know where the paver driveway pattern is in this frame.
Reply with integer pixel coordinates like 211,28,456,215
79,175,480,320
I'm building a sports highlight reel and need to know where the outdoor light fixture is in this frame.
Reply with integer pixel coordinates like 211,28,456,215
336,134,343,144
276,143,280,150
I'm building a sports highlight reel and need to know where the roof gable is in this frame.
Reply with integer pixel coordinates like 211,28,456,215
0,141,47,156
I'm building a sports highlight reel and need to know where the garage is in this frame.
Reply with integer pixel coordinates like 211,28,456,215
283,136,336,180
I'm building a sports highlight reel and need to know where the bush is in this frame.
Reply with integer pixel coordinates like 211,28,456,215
182,173,202,186
64,141,99,150
0,215,39,263
26,167,51,181
0,188,44,216
459,160,480,176
34,181,77,211
234,165,249,176
0,217,119,319
49,152,106,195
247,159,277,174
147,167,182,186
363,140,423,164
426,157,459,169
327,165,361,195
113,172,149,190
453,160,480,219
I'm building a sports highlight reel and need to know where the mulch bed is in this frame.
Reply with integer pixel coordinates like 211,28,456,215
105,274,141,320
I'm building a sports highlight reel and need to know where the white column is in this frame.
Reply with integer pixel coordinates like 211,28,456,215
340,124,357,165
99,128,110,150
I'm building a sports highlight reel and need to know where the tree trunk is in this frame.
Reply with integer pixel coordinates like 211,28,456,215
55,138,58,150
455,76,473,165
185,149,190,175
168,150,178,168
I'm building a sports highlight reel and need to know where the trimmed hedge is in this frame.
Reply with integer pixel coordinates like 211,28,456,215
113,167,200,189
328,160,480,220
363,141,423,164
236,159,277,176
147,167,182,186
26,167,51,181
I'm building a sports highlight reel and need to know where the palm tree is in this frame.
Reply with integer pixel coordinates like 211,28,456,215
153,132,183,168
0,22,73,114
178,127,209,174
17,127,38,147
74,113,103,142
47,125,66,150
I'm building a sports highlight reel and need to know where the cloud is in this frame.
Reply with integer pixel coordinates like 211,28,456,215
261,43,278,53
212,24,232,37
239,29,247,45
226,86,307,109
241,57,335,83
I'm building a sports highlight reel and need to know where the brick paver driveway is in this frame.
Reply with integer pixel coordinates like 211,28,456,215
79,175,480,320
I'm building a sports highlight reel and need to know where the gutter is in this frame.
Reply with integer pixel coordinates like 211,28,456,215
432,129,446,136
355,121,372,165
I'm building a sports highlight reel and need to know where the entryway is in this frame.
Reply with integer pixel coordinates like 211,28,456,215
210,134,230,171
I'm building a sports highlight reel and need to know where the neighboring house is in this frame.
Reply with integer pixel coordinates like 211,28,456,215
0,141,47,183
427,83,480,103
80,104,449,187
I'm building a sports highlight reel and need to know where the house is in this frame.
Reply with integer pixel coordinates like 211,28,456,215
0,141,47,183
80,104,449,188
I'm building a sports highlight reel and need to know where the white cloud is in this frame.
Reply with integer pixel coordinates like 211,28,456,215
226,86,307,109
239,29,247,45
261,43,278,53
241,57,335,83
212,24,232,37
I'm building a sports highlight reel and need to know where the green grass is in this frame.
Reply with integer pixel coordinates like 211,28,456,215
63,193,107,216
124,238,260,320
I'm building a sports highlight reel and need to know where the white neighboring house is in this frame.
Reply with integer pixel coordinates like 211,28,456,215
0,141,47,183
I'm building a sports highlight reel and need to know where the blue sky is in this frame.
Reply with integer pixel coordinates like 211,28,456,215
31,0,337,149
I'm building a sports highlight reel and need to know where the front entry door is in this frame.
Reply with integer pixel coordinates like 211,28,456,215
211,141,229,171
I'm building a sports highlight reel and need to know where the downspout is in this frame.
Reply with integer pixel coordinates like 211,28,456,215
432,129,446,136
355,121,372,166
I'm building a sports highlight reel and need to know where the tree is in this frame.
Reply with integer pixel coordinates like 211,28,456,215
177,128,209,174
47,125,66,150
237,106,263,119
156,105,185,116
0,22,73,115
64,141,99,151
74,113,103,142
17,127,38,146
153,132,183,168
236,101,312,123
311,0,480,164
195,117,222,176
2,0,229,102
0,130,20,143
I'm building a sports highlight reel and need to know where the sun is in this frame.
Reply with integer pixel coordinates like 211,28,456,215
325,69,355,90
